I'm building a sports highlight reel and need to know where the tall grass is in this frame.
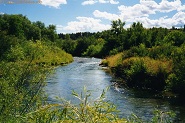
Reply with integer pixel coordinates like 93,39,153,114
24,87,127,123
101,52,123,67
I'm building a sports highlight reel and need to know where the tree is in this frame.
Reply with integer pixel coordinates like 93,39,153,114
111,19,125,36
33,21,45,29
163,30,185,46
127,22,146,47
42,24,58,42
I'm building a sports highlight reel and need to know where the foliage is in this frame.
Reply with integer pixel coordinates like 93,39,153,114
2,40,73,65
0,15,183,122
0,61,48,122
101,52,123,67
0,14,73,122
166,44,185,97
113,57,172,90
57,39,77,54
15,87,176,123
83,38,105,57
23,87,127,123
163,30,185,46
128,110,175,123
111,19,125,36
0,14,58,42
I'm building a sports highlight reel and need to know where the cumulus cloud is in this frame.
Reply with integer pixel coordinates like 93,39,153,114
93,0,185,29
118,4,155,20
129,11,185,29
57,17,110,33
41,0,67,8
93,10,120,20
82,0,119,5
59,0,185,33
82,0,97,5
157,0,181,12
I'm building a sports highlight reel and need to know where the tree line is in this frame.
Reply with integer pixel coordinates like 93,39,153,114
57,19,185,98
57,19,185,58
91,20,185,98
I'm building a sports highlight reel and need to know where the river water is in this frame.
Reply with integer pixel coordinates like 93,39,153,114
45,57,185,122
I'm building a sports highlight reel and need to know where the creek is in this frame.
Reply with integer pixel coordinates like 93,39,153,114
45,57,185,122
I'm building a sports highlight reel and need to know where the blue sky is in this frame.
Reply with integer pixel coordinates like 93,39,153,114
0,0,185,33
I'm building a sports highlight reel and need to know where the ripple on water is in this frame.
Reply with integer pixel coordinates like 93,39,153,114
45,57,185,122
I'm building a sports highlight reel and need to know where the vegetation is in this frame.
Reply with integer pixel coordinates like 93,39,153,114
0,14,73,122
58,19,185,98
98,23,185,98
20,87,175,123
0,14,184,122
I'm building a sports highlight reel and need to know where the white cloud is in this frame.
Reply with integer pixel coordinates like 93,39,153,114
139,0,181,13
99,0,108,4
0,12,4,15
57,17,110,33
133,11,185,28
177,4,185,11
41,0,67,8
157,0,181,12
93,10,120,20
93,0,185,29
109,0,119,4
82,0,97,5
58,0,185,33
118,3,155,20
82,0,119,5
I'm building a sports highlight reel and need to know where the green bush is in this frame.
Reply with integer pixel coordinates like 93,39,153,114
0,61,48,122
166,45,185,97
114,57,172,90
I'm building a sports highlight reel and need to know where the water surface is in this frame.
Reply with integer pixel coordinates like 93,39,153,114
45,57,185,121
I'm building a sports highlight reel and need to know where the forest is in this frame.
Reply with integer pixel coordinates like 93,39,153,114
0,14,184,122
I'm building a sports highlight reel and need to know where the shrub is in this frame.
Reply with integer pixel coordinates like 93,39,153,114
0,61,48,122
102,52,123,67
166,45,185,97
114,57,172,90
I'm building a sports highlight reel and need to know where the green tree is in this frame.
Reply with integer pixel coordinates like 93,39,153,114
74,37,95,56
167,45,185,97
163,30,185,46
42,25,58,42
111,19,125,36
127,22,146,47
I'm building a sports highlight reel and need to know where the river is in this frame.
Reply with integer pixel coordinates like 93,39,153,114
45,57,185,122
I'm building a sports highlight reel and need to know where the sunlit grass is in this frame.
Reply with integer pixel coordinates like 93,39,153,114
102,52,123,67
24,87,128,123
122,57,172,76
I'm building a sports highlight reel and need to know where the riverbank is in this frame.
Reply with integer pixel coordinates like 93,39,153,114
44,57,185,122
100,45,185,99
0,40,73,122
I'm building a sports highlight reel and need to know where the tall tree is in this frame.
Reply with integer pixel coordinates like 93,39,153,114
111,19,125,36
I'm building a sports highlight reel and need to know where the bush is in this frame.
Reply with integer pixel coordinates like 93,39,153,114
166,45,185,97
101,53,123,67
3,40,73,65
0,61,48,122
114,57,172,90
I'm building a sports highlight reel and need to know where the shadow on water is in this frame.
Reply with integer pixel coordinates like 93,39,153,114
45,57,185,122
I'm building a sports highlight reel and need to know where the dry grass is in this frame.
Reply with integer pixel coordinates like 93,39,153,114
103,52,123,67
122,57,172,75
